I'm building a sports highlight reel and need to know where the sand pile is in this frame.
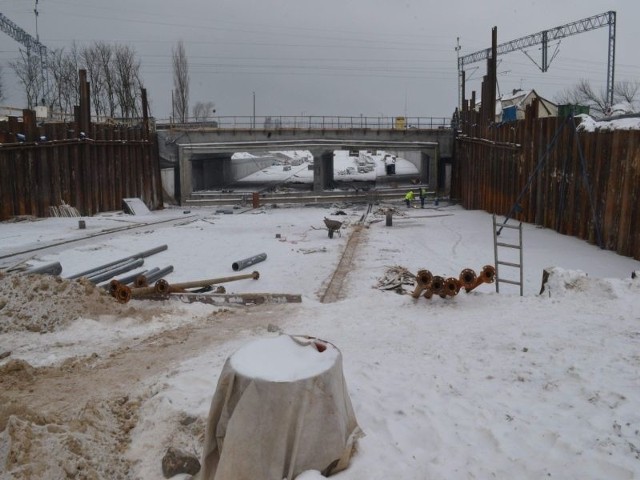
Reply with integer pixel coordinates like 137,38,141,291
0,392,143,479
0,272,137,334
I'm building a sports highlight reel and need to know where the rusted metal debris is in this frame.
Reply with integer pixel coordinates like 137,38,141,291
112,270,261,304
417,265,496,300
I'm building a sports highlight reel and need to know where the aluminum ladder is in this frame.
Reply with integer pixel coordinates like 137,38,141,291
492,214,523,296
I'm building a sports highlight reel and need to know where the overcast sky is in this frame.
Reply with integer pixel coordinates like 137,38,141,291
1,0,638,121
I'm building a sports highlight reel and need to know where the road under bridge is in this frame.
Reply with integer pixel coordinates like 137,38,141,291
156,120,453,205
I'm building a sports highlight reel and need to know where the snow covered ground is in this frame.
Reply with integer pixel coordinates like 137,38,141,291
1,201,640,479
236,149,418,186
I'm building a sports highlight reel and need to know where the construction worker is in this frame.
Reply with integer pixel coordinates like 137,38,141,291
404,190,415,208
419,186,427,208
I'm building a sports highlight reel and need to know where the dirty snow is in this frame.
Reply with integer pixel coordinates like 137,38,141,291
1,200,640,479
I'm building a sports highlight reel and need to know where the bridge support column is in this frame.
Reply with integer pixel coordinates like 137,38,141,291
420,147,439,191
179,147,193,206
313,150,334,191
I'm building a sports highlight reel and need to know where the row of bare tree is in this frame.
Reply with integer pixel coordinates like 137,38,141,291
5,39,215,124
9,42,145,121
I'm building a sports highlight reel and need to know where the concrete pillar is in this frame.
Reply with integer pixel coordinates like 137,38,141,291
178,146,193,206
420,147,439,191
312,150,334,191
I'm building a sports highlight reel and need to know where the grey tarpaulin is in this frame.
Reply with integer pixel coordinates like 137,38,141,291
197,335,363,480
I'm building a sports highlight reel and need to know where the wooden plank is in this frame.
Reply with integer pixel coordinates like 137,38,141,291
614,131,631,255
0,153,12,220
622,134,640,259
602,131,619,250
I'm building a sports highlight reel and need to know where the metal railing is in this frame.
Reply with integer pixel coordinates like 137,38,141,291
157,115,452,131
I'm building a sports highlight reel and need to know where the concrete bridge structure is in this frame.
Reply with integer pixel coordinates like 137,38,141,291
156,116,454,205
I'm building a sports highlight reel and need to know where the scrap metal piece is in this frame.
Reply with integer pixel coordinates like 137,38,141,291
425,275,445,299
459,268,477,290
443,277,461,297
411,269,433,298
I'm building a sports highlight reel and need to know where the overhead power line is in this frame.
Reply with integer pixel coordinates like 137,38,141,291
458,11,616,108
0,10,49,105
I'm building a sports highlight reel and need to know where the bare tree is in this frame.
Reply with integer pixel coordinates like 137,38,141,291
95,42,117,118
48,44,82,119
614,80,640,106
113,44,142,119
555,79,640,117
81,44,109,119
9,49,45,109
193,100,215,122
172,40,190,123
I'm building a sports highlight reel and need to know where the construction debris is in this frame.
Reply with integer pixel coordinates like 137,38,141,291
376,266,416,291
48,202,80,217
376,265,496,299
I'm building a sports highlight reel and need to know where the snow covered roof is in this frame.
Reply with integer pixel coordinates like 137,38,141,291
577,113,640,132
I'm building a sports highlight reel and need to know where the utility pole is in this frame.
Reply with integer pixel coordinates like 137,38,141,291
0,10,50,107
252,91,256,129
458,11,616,110
455,37,462,110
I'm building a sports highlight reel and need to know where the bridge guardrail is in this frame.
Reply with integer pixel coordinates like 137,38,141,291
157,115,452,131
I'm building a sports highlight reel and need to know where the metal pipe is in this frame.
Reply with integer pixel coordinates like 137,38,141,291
86,258,144,284
459,268,477,290
112,268,149,287
105,267,150,294
481,264,496,283
25,261,63,276
134,267,160,287
144,265,174,284
464,265,497,293
444,277,461,297
424,275,445,299
67,244,167,279
155,271,260,295
232,253,267,271
411,269,432,298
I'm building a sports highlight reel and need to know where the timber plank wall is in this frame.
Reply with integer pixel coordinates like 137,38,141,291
453,105,640,260
0,114,163,221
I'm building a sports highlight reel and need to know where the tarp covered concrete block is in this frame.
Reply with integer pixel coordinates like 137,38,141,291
197,335,363,480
